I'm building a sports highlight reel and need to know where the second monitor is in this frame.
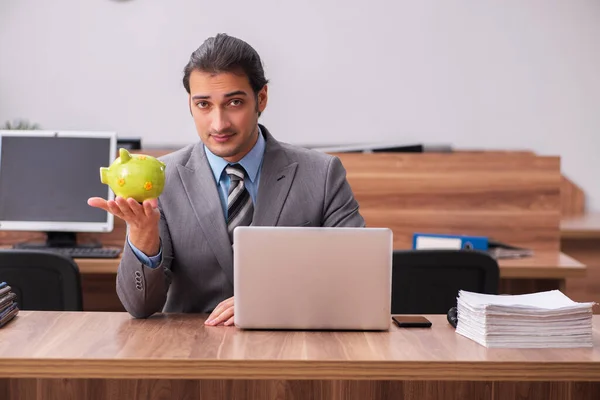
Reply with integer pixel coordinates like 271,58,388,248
0,130,116,250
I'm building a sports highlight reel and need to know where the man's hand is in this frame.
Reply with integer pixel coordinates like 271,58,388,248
88,196,161,255
205,297,234,326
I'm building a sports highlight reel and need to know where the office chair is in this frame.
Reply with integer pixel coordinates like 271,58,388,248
392,249,499,315
0,249,83,311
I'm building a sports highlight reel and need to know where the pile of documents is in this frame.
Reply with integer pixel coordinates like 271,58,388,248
0,282,19,328
456,290,594,348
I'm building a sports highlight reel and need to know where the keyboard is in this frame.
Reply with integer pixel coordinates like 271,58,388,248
34,247,122,259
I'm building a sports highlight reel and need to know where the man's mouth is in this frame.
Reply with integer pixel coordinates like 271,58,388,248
211,133,235,143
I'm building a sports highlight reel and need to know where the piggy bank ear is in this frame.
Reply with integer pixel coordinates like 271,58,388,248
119,148,132,163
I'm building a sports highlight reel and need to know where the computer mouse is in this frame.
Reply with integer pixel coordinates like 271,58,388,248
447,307,458,329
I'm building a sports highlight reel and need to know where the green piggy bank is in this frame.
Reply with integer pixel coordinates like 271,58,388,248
100,148,166,202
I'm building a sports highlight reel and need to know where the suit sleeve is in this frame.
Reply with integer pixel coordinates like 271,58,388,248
127,236,163,268
116,199,174,318
322,156,366,228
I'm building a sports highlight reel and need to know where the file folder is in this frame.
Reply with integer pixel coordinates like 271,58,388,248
412,233,489,251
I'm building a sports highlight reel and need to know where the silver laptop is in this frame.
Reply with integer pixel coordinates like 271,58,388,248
233,226,392,330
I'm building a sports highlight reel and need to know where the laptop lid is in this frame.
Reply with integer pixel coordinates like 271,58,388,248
233,226,392,330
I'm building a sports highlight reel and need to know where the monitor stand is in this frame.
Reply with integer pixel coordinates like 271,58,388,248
13,232,101,249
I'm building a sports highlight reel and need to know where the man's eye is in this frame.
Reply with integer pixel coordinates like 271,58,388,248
196,101,209,109
229,99,243,107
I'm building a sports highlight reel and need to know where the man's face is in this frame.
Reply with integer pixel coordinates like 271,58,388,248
188,69,268,163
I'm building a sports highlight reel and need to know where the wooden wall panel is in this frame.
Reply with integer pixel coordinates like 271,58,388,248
361,210,559,251
335,153,561,251
0,151,562,252
561,175,586,217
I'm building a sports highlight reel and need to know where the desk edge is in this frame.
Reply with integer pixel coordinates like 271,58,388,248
0,359,598,381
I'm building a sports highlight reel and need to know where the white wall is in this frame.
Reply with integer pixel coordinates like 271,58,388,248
1,1,599,210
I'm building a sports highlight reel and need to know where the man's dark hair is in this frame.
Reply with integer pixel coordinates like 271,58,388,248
183,33,269,116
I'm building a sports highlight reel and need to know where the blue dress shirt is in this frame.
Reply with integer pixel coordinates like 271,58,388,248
128,128,266,268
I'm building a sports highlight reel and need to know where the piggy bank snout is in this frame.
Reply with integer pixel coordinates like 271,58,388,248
100,167,110,184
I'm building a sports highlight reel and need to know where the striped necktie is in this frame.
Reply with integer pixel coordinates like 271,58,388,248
226,164,254,243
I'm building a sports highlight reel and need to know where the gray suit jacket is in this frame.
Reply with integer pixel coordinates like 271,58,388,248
116,126,365,318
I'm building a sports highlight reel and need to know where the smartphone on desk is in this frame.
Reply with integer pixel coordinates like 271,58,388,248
392,315,432,328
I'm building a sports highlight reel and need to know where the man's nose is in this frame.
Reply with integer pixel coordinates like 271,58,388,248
211,110,232,133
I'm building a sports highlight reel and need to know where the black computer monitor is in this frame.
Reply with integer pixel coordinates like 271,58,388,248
117,137,141,150
0,130,116,248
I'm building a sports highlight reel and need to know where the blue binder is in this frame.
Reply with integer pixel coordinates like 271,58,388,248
412,233,489,251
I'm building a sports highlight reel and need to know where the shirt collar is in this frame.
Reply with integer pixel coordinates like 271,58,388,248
204,126,266,183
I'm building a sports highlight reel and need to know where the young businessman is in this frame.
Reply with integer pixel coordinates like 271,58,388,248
88,33,365,324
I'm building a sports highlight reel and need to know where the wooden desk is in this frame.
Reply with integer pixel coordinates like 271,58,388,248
497,251,585,294
75,251,586,311
0,246,585,311
561,212,600,240
0,312,598,400
561,213,600,312
74,251,586,278
497,251,584,279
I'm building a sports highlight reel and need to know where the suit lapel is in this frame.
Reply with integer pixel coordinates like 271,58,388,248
177,145,234,285
253,127,298,226
174,128,298,284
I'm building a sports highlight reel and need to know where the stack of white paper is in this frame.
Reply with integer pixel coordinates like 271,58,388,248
456,290,595,348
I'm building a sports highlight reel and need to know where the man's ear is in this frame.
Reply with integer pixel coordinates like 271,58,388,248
257,85,268,113
188,95,193,116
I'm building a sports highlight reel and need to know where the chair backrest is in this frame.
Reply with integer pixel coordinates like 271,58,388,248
0,250,83,311
392,250,499,314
